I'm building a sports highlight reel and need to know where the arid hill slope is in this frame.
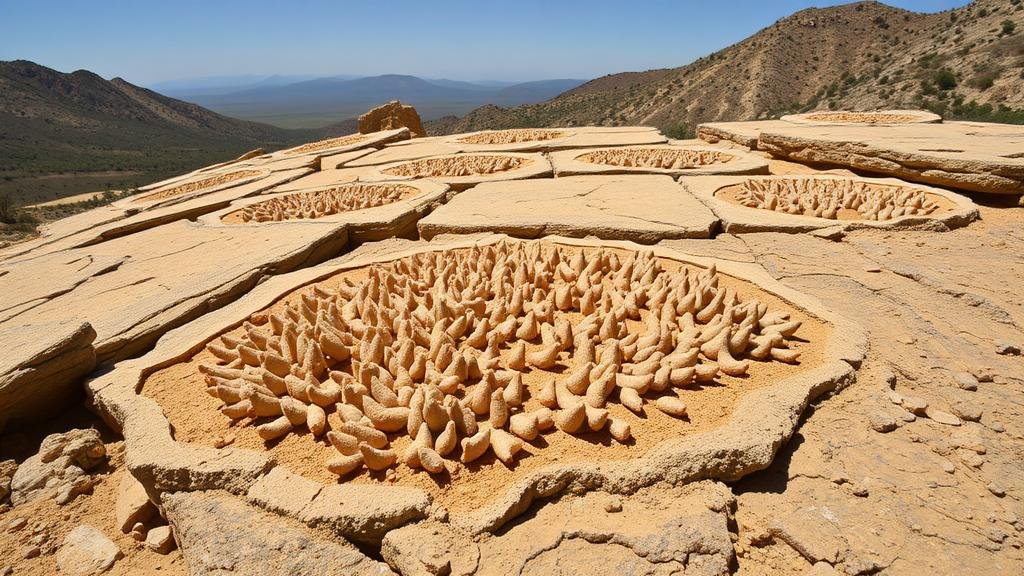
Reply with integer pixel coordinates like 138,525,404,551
429,0,1024,136
0,61,325,204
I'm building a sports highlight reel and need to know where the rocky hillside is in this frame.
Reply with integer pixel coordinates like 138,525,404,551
429,0,1024,136
0,60,322,204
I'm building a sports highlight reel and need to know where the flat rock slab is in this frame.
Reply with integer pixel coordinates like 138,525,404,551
0,218,349,365
550,143,769,177
447,126,668,152
684,174,979,234
269,167,371,193
272,127,409,158
697,120,790,149
348,127,670,168
472,480,735,576
163,490,395,576
0,319,96,430
418,175,718,243
780,109,942,126
756,120,1024,194
359,152,552,190
202,179,451,242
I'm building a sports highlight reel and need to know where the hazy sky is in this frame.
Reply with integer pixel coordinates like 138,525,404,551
1,0,971,85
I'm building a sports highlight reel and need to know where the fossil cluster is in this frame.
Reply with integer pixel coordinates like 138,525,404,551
198,242,806,477
457,129,568,145
285,134,367,155
232,184,419,223
803,112,920,124
383,155,529,178
136,170,262,203
732,178,943,220
577,148,733,170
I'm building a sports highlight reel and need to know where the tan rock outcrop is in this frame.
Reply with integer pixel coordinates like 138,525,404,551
359,100,425,138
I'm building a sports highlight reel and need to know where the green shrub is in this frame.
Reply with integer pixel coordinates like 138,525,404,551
1002,20,1017,35
935,69,957,90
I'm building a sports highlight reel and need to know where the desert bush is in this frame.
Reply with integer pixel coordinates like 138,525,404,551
935,69,958,90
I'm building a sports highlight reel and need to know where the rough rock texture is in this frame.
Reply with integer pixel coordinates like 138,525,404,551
361,152,553,190
0,319,96,431
380,482,737,576
549,142,769,177
472,481,736,576
684,174,978,234
0,217,350,367
114,473,155,533
780,110,942,126
419,175,718,242
756,120,1024,195
205,179,451,243
10,428,106,505
162,490,395,576
0,459,16,502
54,525,121,576
359,100,426,138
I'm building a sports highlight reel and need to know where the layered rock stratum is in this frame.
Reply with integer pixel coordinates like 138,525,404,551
0,114,1022,576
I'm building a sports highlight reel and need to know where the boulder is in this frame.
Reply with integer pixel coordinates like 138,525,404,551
359,100,425,138
144,525,175,554
10,428,106,505
114,473,156,533
54,525,121,576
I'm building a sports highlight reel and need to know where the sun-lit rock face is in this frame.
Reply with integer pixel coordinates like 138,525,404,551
383,154,530,178
229,184,420,223
456,129,568,145
576,147,733,170
729,177,946,221
133,170,263,203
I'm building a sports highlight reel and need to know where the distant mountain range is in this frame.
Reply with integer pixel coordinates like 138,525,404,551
0,60,333,205
165,74,587,128
429,0,1024,136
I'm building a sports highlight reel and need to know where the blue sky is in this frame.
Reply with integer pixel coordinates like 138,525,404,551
0,0,970,85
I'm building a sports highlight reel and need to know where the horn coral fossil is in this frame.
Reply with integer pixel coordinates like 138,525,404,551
228,183,420,223
729,178,947,221
179,240,822,495
576,148,732,170
383,155,530,178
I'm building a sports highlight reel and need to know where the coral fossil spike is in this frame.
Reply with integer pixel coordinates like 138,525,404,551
327,453,363,477
460,428,492,463
360,443,396,471
490,429,523,464
555,403,586,433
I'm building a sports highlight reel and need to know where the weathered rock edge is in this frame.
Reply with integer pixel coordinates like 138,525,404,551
87,233,866,541
683,174,980,234
549,143,770,177
198,179,453,243
758,128,1024,195
359,152,554,191
779,109,942,126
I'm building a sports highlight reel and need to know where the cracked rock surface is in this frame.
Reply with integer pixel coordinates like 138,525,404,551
1,122,1023,576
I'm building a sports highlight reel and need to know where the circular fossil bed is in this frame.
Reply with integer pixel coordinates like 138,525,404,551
220,183,422,224
283,134,369,155
142,241,830,512
576,147,733,170
382,154,531,178
131,169,264,204
715,177,957,221
780,110,942,126
455,129,569,145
